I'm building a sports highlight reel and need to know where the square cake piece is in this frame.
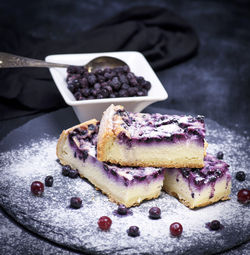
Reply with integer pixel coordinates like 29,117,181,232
163,154,231,209
97,105,207,168
56,119,165,207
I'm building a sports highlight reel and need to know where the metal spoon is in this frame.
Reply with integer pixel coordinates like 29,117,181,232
0,52,128,72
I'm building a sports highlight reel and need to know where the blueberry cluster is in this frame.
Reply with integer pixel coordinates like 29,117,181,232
66,65,151,100
62,165,79,178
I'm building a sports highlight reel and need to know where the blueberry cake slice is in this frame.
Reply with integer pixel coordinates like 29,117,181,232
56,119,165,207
97,105,207,168
163,154,231,209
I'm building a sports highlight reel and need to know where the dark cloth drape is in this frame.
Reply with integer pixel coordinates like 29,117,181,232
0,6,198,120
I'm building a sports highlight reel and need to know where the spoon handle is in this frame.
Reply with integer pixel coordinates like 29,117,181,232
0,52,70,68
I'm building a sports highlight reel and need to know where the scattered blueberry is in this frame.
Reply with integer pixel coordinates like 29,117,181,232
62,165,71,176
70,197,82,209
117,204,128,215
237,189,250,204
127,226,140,237
216,151,224,160
68,169,79,179
149,207,161,219
170,222,183,237
45,176,53,187
98,216,112,230
210,220,221,230
235,171,246,182
31,181,44,196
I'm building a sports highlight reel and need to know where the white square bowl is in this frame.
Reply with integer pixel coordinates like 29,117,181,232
46,51,168,122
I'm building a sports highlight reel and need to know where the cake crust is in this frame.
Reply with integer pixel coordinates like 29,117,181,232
97,105,126,162
165,189,230,209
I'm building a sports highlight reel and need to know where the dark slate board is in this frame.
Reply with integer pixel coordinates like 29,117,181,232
0,107,249,255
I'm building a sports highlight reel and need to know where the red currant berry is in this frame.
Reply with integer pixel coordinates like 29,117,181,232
237,189,250,204
98,216,112,231
31,181,44,196
170,222,183,237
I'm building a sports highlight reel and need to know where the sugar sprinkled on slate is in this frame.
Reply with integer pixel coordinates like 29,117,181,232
0,119,250,254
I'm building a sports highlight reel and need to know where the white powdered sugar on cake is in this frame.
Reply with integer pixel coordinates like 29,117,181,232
0,120,249,254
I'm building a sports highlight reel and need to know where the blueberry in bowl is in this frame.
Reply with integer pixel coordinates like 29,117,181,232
46,51,168,122
66,65,151,101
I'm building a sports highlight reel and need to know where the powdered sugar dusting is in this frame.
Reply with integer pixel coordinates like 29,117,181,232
0,119,249,255
0,138,58,178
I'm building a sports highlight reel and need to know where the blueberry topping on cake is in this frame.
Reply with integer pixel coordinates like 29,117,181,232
196,115,205,122
181,169,190,178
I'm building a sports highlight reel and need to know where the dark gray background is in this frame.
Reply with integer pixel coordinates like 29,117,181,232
0,0,250,254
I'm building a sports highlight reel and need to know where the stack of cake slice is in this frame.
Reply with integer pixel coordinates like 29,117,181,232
57,104,231,209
